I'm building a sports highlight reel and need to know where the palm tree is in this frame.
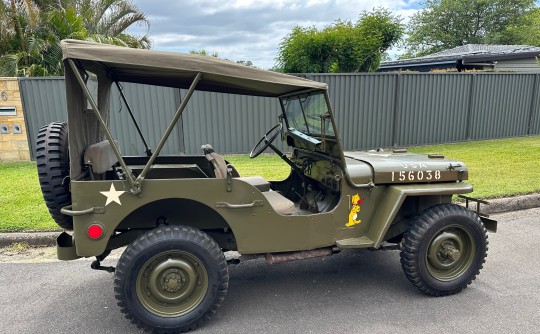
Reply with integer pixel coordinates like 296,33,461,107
56,0,151,48
0,0,151,76
0,2,13,55
0,0,43,76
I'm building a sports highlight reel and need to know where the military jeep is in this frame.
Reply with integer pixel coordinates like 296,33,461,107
37,40,496,333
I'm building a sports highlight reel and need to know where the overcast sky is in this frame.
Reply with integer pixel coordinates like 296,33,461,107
128,0,421,69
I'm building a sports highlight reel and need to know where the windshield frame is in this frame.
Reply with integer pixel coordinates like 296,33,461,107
279,90,337,138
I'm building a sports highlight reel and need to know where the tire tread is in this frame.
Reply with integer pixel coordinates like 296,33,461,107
114,225,228,333
36,122,72,230
400,203,488,296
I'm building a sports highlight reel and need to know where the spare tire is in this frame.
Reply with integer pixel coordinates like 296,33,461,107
36,122,73,230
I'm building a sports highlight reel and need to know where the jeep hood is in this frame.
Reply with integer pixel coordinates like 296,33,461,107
344,151,468,186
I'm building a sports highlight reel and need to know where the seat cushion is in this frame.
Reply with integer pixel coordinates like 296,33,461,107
262,191,295,215
84,140,119,174
237,176,271,192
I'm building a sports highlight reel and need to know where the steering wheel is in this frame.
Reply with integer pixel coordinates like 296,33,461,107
249,123,283,158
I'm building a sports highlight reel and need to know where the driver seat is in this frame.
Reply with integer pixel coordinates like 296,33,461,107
201,144,295,216
201,144,270,192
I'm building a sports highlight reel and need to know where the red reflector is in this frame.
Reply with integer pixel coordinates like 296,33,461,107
88,224,103,239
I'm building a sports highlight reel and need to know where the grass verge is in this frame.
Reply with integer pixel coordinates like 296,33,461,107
0,162,60,232
1,136,539,232
408,136,540,199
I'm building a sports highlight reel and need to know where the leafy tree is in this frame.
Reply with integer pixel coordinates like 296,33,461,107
276,8,403,73
0,0,150,76
404,0,535,57
189,49,220,57
61,0,151,48
502,8,540,47
0,0,45,76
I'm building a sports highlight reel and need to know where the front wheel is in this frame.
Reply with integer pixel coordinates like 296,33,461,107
400,204,488,296
114,226,229,333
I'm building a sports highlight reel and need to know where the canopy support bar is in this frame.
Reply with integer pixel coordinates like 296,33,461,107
114,81,152,157
67,59,137,192
135,72,202,184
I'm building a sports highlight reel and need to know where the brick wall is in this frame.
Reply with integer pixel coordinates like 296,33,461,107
0,78,30,161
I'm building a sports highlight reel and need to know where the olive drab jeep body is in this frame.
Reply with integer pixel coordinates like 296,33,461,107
36,40,496,333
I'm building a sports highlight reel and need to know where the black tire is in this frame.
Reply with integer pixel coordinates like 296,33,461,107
36,122,72,230
114,225,229,333
400,204,488,296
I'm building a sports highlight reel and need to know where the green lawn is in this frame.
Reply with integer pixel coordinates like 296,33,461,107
1,136,539,232
0,162,59,232
408,136,540,199
224,154,291,180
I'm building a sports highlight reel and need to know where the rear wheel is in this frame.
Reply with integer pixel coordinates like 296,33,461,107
36,122,72,230
400,204,488,296
114,225,229,333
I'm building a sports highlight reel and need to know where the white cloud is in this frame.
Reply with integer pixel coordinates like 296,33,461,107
130,0,420,68
152,34,197,44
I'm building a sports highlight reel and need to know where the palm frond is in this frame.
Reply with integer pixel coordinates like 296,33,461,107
0,53,21,77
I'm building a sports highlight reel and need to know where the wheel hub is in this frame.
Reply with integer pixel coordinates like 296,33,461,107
137,251,209,317
426,226,476,281
162,270,185,293
440,242,461,261
148,258,198,304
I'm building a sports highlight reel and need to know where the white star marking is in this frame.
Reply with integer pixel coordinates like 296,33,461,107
100,184,125,206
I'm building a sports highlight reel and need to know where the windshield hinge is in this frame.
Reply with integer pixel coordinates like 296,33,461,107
226,167,233,192
320,113,331,151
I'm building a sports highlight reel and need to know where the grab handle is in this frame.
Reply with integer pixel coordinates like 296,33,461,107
60,205,105,216
216,200,264,209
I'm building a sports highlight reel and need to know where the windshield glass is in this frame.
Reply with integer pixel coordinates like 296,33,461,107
282,92,335,137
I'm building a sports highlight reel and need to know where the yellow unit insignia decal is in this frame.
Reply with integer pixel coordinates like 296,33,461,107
346,194,363,227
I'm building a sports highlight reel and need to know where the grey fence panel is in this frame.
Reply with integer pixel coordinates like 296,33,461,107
18,77,67,159
182,91,281,154
109,83,183,156
305,74,396,150
528,75,540,135
533,110,540,134
469,74,534,140
19,73,540,160
395,74,472,146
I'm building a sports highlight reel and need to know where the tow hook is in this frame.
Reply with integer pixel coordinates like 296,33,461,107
90,251,115,273
90,260,115,273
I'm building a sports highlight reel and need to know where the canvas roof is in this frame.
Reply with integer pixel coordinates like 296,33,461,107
61,39,326,97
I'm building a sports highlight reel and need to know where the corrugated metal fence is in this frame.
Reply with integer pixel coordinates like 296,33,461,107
19,73,540,160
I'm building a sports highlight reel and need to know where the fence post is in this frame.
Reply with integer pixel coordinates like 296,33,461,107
465,74,477,140
527,74,539,136
391,73,401,147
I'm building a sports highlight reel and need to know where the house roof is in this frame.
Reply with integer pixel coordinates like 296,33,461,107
379,44,540,70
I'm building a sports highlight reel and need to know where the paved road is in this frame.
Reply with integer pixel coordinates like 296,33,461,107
1,208,539,334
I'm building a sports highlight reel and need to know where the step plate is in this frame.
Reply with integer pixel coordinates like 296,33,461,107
336,236,374,249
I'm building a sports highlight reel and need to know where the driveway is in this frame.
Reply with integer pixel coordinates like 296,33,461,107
1,208,539,333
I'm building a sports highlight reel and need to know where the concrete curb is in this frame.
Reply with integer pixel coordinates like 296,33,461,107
0,232,58,248
1,193,539,248
479,193,540,214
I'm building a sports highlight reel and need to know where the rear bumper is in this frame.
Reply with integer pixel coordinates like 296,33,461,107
56,232,82,260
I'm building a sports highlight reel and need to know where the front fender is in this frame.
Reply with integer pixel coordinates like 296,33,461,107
367,182,473,248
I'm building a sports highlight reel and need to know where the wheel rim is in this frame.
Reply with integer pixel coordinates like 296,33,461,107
136,251,209,317
426,225,476,281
